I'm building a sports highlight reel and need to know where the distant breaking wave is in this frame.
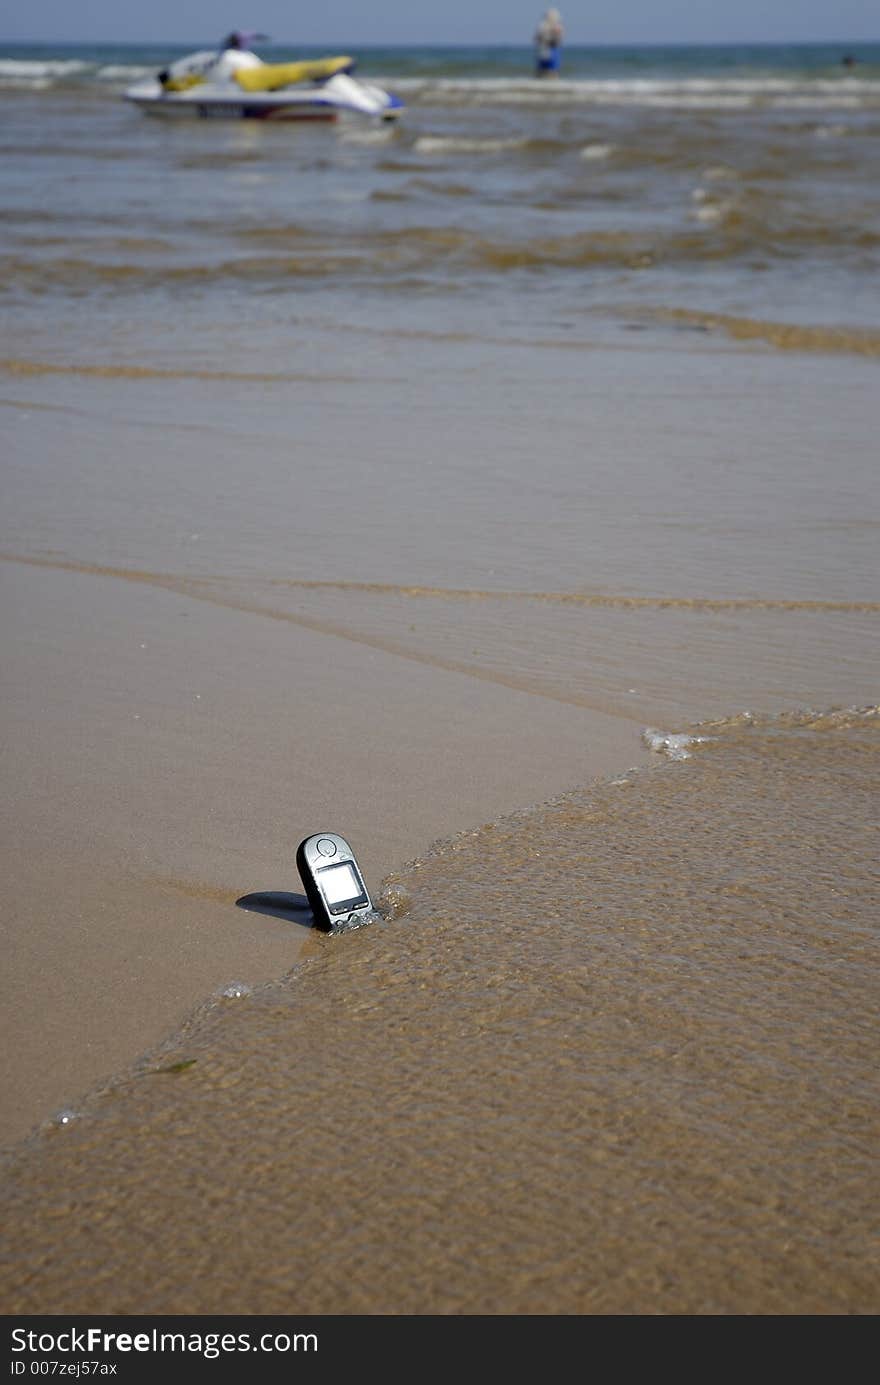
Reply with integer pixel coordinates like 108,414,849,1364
391,76,880,110
0,58,155,88
0,57,878,107
0,58,92,80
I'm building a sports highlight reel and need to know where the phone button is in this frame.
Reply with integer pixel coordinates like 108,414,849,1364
316,838,337,857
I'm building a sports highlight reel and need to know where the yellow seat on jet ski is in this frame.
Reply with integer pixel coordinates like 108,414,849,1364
161,72,206,92
234,57,355,92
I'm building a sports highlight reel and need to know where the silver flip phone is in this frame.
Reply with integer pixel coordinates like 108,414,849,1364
296,833,375,933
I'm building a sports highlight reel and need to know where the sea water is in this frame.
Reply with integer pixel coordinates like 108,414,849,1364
0,42,878,1313
2,40,880,345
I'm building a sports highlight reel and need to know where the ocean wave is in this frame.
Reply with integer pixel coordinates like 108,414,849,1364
0,254,361,293
642,702,879,757
1,58,877,106
413,134,530,155
392,75,880,110
0,56,152,91
2,213,878,296
0,58,88,90
0,58,90,79
642,307,880,357
694,705,880,733
96,64,155,82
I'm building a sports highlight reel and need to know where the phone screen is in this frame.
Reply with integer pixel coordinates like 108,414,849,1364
319,861,363,906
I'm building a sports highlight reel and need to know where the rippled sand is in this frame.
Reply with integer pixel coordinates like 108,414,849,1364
1,708,876,1315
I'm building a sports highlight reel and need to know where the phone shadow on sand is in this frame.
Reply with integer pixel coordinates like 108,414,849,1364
235,891,315,931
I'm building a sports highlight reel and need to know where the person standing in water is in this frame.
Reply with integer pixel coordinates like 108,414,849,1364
534,8,564,77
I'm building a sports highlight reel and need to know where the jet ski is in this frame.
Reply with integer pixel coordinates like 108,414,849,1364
124,32,404,122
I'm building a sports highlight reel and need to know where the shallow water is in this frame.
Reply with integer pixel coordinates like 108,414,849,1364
1,709,877,1314
2,41,880,344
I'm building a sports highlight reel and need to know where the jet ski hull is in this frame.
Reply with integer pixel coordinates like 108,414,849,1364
124,56,404,122
125,87,344,120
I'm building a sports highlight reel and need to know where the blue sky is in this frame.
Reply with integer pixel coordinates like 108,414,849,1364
3,2,878,46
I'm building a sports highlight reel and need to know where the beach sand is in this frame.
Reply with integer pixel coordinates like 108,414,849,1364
1,705,876,1315
0,550,647,1146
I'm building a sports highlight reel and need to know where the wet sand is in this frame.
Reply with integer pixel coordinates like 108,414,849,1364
0,709,876,1315
0,553,647,1146
1,331,877,1314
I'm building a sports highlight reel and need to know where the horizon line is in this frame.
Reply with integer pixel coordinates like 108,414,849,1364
2,36,879,48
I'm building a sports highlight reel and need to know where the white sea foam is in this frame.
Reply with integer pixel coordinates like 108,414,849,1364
692,203,727,224
51,1108,79,1127
642,727,711,761
219,982,252,1000
0,58,89,77
413,135,527,155
2,60,877,107
340,125,397,146
580,143,614,160
689,183,736,223
96,64,155,82
0,58,90,89
0,57,151,89
702,165,740,181
392,75,880,111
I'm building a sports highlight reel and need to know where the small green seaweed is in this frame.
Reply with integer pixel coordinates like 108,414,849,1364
155,1059,198,1075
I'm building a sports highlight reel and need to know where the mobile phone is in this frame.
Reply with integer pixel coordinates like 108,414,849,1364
296,833,376,933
